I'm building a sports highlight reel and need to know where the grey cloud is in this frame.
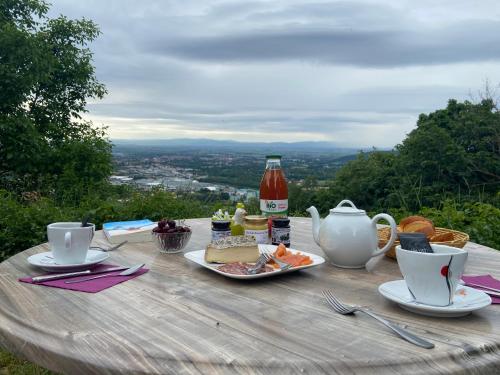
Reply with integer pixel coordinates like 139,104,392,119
152,21,500,67
88,98,413,135
242,1,403,27
335,86,470,113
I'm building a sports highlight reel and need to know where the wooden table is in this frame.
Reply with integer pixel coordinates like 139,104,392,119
0,218,499,375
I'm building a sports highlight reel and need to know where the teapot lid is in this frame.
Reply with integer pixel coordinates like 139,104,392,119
331,200,366,215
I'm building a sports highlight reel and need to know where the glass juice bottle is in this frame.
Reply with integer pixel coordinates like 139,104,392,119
259,155,288,218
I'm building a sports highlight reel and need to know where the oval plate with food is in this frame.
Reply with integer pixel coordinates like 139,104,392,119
184,244,325,279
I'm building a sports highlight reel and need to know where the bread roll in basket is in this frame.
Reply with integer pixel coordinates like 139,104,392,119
378,217,469,259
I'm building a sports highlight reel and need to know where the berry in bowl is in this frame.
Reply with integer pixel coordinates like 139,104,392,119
152,219,192,254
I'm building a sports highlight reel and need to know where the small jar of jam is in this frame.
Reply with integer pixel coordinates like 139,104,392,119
272,217,290,247
211,221,231,242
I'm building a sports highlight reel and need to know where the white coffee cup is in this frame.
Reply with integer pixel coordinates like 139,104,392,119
47,222,95,265
396,244,468,306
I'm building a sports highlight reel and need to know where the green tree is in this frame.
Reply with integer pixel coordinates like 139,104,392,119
396,99,500,209
283,98,500,222
327,150,398,211
0,0,111,199
317,99,500,213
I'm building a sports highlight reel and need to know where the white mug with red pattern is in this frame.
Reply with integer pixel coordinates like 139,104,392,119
396,244,468,306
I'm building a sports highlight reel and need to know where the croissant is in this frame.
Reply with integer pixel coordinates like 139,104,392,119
399,216,435,238
430,232,454,242
399,216,430,228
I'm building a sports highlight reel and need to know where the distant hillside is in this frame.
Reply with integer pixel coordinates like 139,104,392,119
112,138,371,154
332,154,358,163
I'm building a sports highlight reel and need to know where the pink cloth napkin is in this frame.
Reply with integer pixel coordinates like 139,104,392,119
19,264,149,293
462,275,500,304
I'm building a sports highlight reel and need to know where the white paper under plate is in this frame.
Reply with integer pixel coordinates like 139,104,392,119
27,250,110,272
378,279,492,317
184,244,325,279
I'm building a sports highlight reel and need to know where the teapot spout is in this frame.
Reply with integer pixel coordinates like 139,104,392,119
306,206,321,246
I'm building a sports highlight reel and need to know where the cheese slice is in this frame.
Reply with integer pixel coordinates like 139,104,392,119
205,235,260,263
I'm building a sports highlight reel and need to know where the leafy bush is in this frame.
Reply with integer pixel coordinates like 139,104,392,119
0,188,217,261
418,201,500,250
0,190,70,260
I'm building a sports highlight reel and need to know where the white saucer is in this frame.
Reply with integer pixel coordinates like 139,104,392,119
27,250,110,272
378,279,492,317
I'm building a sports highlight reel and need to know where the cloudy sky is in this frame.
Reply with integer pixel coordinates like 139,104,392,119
49,0,500,147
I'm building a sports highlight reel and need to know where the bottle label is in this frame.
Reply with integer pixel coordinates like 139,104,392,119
244,229,268,244
260,199,288,215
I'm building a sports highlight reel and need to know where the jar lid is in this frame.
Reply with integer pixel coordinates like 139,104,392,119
212,220,231,229
272,217,290,227
244,215,268,224
331,200,366,215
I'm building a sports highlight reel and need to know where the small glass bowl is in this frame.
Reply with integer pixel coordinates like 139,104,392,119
152,230,192,254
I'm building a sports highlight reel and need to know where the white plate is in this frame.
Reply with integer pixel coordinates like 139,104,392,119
27,250,110,272
184,244,325,279
378,279,492,317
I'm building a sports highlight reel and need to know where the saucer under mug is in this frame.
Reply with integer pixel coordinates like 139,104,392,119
27,250,109,272
378,279,491,317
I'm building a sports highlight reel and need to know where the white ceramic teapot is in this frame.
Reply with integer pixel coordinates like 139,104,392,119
306,200,397,268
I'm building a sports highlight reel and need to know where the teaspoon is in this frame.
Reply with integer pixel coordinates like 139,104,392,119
65,263,145,284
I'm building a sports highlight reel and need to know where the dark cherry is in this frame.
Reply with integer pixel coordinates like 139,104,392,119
158,220,168,230
153,219,191,236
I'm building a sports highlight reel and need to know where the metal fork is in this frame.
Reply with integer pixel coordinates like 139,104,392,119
247,253,268,275
90,240,128,252
262,253,293,271
322,290,434,349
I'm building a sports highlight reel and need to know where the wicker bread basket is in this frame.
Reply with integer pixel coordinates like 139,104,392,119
378,226,469,260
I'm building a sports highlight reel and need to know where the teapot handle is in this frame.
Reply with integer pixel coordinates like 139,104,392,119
336,200,357,209
370,214,397,258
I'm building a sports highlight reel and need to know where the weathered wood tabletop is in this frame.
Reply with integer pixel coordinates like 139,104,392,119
0,218,499,375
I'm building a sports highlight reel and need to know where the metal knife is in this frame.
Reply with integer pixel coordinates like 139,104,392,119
32,266,129,283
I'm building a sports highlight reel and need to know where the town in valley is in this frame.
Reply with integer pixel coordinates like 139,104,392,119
111,139,362,202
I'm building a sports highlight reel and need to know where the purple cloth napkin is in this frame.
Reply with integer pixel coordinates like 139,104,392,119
462,275,500,304
19,263,149,293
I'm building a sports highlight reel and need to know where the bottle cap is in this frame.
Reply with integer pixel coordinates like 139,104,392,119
244,215,268,224
266,155,282,159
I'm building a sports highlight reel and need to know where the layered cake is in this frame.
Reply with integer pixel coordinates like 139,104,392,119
205,235,260,263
